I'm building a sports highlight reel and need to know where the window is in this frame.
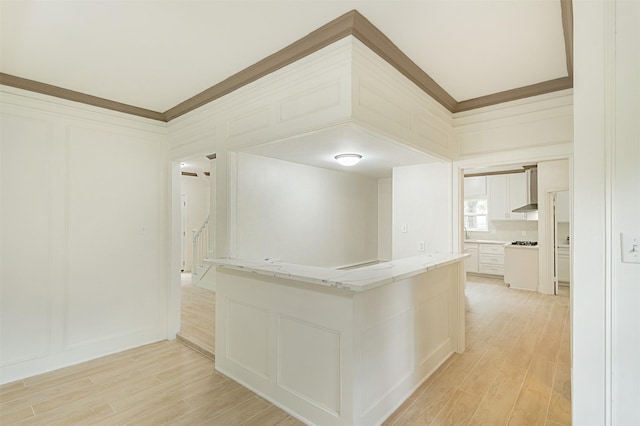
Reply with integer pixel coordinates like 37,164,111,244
464,199,488,231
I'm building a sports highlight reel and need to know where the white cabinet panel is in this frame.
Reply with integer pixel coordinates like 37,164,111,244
467,242,506,276
464,243,479,273
479,254,504,266
556,191,570,223
557,246,570,283
464,176,487,197
488,173,529,221
508,173,528,220
479,264,504,275
477,243,505,276
504,247,539,291
479,244,505,255
488,175,509,221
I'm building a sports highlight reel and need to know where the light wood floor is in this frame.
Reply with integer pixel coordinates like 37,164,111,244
0,274,570,425
178,273,216,355
384,275,571,426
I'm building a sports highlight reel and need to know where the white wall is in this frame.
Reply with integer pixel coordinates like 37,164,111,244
235,153,379,267
0,87,169,384
181,173,210,271
466,220,539,243
452,91,574,260
454,90,573,159
611,4,640,421
573,0,640,423
377,178,392,261
392,162,452,258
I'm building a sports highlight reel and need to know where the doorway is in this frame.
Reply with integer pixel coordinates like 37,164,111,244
174,156,216,356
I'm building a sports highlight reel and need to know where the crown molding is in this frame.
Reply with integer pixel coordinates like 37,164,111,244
454,77,573,112
350,12,457,111
164,10,357,121
0,73,165,121
0,4,574,122
560,0,574,80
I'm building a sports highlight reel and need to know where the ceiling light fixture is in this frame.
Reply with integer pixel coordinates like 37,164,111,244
334,153,362,166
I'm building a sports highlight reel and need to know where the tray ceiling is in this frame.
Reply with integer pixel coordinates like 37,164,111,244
0,1,571,120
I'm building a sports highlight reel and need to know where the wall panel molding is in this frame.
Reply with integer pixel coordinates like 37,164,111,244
0,113,54,367
277,314,342,416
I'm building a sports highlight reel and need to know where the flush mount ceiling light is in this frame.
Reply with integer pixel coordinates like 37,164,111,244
334,153,362,166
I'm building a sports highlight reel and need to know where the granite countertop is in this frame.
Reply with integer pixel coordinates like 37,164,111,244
206,253,468,292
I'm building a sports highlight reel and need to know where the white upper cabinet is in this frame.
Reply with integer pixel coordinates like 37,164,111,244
464,176,487,197
488,175,509,220
507,173,528,220
488,173,529,221
556,190,570,222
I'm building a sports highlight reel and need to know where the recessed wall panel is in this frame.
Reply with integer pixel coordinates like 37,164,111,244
0,113,52,365
227,106,270,138
278,315,341,415
66,125,162,347
361,309,414,413
358,80,412,130
226,299,269,378
279,81,341,122
416,290,450,365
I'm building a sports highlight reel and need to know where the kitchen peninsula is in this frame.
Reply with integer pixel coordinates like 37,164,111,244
208,253,467,426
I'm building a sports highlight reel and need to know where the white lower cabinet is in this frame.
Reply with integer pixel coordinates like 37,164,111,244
464,243,479,273
478,244,505,275
466,242,505,276
504,246,539,291
557,246,570,283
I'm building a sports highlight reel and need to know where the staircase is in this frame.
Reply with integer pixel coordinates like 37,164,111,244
192,214,212,281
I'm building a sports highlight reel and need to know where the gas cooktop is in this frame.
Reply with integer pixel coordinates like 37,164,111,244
510,241,538,246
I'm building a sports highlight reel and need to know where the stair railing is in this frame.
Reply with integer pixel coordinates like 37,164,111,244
192,215,210,276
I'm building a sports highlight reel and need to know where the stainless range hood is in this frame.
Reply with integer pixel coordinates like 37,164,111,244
512,166,538,212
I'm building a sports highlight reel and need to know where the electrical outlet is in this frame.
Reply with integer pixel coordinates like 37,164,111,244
418,241,425,252
621,232,640,264
521,231,527,236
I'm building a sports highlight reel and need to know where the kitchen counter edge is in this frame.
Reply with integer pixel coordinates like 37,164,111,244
206,253,468,293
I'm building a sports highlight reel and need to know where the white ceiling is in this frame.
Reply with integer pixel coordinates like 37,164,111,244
243,123,440,178
0,1,569,113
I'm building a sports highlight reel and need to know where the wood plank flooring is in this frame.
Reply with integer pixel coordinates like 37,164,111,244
178,273,216,355
0,340,302,425
384,275,571,426
0,274,570,425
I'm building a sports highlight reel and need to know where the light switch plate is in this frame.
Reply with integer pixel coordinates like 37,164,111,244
621,232,640,263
